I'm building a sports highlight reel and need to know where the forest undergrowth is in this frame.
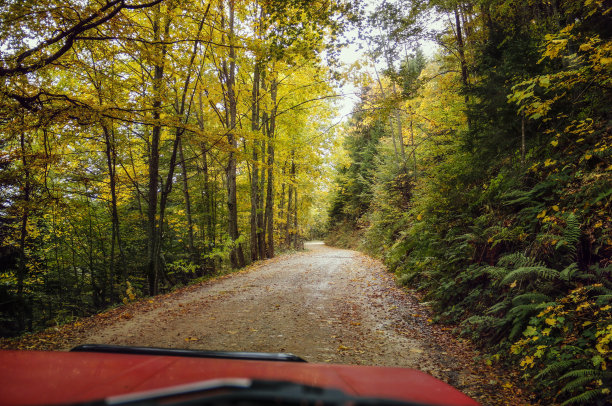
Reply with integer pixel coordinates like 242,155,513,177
327,1,611,405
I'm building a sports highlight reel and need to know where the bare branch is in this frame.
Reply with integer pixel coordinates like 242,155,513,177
0,0,165,77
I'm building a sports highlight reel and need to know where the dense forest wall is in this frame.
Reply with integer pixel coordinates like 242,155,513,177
0,0,348,337
327,1,611,404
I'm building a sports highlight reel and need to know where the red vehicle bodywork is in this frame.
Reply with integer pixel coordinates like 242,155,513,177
0,350,479,406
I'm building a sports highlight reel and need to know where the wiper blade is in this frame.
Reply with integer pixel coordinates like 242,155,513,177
106,378,252,405
71,344,306,363
93,379,435,406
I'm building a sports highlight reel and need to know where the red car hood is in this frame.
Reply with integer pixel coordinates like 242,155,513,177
0,350,478,406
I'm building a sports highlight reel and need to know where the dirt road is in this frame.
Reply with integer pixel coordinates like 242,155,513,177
65,242,530,405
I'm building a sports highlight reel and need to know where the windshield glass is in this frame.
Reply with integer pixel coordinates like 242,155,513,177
1,1,610,406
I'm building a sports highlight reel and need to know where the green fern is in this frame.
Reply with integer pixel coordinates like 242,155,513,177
556,368,612,405
534,359,581,380
507,303,552,340
463,315,501,328
507,303,550,318
596,294,612,305
508,321,525,341
501,189,533,206
592,265,612,290
497,252,540,268
561,389,607,406
487,298,511,314
560,369,607,380
560,263,579,282
485,265,508,280
559,376,599,395
500,266,560,285
556,213,581,258
511,292,552,306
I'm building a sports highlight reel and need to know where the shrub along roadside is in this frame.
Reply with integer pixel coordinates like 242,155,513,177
326,2,612,403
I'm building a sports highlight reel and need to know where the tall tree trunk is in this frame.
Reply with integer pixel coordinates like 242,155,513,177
254,5,266,261
127,137,144,218
17,126,30,331
293,185,298,249
157,127,183,286
197,95,215,265
373,61,399,159
174,13,206,264
102,124,121,300
249,61,261,261
257,76,267,259
390,81,405,161
278,162,286,247
285,153,295,248
179,139,196,260
87,202,100,307
147,5,169,296
264,76,277,258
158,13,202,272
225,0,245,268
202,146,213,248
459,2,473,40
454,5,471,131
286,181,293,247
454,6,469,89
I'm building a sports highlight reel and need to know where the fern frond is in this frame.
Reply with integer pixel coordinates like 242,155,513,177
596,294,612,305
563,213,581,247
559,369,602,381
511,292,552,306
507,303,550,318
486,266,507,280
463,315,500,328
560,263,579,282
500,266,560,285
502,189,533,205
555,214,581,260
509,320,525,340
487,299,511,314
561,389,606,406
507,302,554,340
498,252,540,268
559,376,598,395
593,265,612,277
534,359,581,379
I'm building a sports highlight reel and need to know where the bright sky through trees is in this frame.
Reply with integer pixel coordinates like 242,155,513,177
335,0,441,121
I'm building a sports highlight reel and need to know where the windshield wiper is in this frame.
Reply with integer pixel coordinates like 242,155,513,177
78,379,435,406
71,344,306,363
